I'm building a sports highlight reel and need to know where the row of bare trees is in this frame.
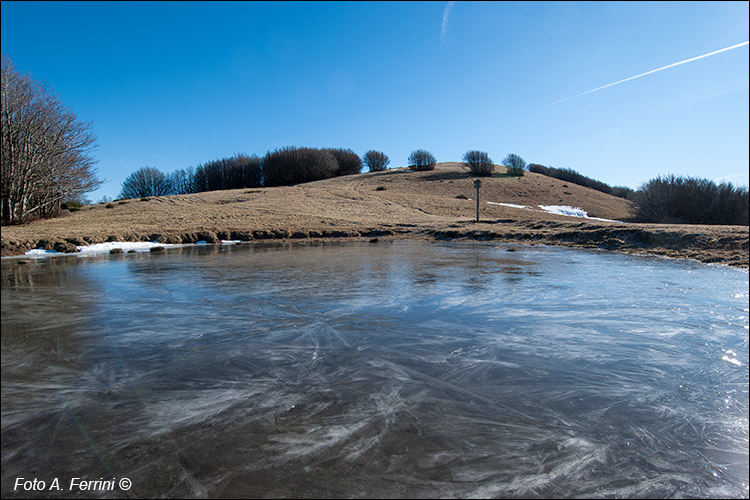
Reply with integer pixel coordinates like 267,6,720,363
119,148,372,198
1,55,101,225
118,154,264,199
631,174,748,225
528,163,633,199
461,151,526,177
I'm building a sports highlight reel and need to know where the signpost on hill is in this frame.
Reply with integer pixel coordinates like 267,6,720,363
474,180,481,222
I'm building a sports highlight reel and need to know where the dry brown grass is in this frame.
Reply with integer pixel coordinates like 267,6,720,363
2,163,748,267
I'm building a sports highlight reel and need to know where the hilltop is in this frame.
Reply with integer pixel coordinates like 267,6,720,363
1,163,748,267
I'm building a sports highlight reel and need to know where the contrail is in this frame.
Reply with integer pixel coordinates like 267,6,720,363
440,1,456,43
553,41,749,105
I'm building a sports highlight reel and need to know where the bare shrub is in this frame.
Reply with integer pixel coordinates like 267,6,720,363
408,149,436,171
193,154,261,192
119,166,173,199
462,150,494,176
169,167,196,195
61,201,82,211
611,185,635,199
326,148,362,176
632,174,749,225
262,146,338,187
502,153,526,177
529,163,634,199
363,150,390,172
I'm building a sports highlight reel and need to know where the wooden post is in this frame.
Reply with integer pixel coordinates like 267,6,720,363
474,179,481,223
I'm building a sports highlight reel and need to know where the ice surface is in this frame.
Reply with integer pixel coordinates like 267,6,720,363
2,241,747,498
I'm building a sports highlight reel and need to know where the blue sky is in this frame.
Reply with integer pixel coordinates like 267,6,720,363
2,1,748,201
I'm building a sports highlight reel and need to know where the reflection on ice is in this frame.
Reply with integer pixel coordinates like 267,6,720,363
723,350,743,367
2,241,748,498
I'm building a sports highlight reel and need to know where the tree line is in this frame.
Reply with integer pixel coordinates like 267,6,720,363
3,53,747,227
631,174,749,225
120,147,525,198
527,162,748,225
528,163,634,199
119,154,263,199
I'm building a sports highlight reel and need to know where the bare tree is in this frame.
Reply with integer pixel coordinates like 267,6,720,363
326,148,362,176
193,154,261,192
363,150,390,172
169,167,196,195
462,150,494,176
1,55,101,225
632,174,749,225
502,153,526,176
408,149,436,171
119,166,173,199
262,147,338,187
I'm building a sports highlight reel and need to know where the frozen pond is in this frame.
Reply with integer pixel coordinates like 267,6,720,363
1,241,748,498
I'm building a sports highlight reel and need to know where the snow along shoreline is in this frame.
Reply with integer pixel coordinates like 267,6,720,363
486,202,624,223
21,240,243,258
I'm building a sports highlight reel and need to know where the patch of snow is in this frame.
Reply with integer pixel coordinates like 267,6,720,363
25,249,61,256
485,202,622,222
487,202,529,209
538,205,589,218
537,205,623,223
23,239,245,259
78,241,175,255
25,241,177,258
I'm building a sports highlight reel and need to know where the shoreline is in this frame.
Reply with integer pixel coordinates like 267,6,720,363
3,221,748,269
2,164,747,268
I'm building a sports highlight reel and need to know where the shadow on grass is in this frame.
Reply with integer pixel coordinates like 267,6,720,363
420,171,472,181
420,170,523,181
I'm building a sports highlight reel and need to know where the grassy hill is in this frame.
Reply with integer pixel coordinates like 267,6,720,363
1,163,748,267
